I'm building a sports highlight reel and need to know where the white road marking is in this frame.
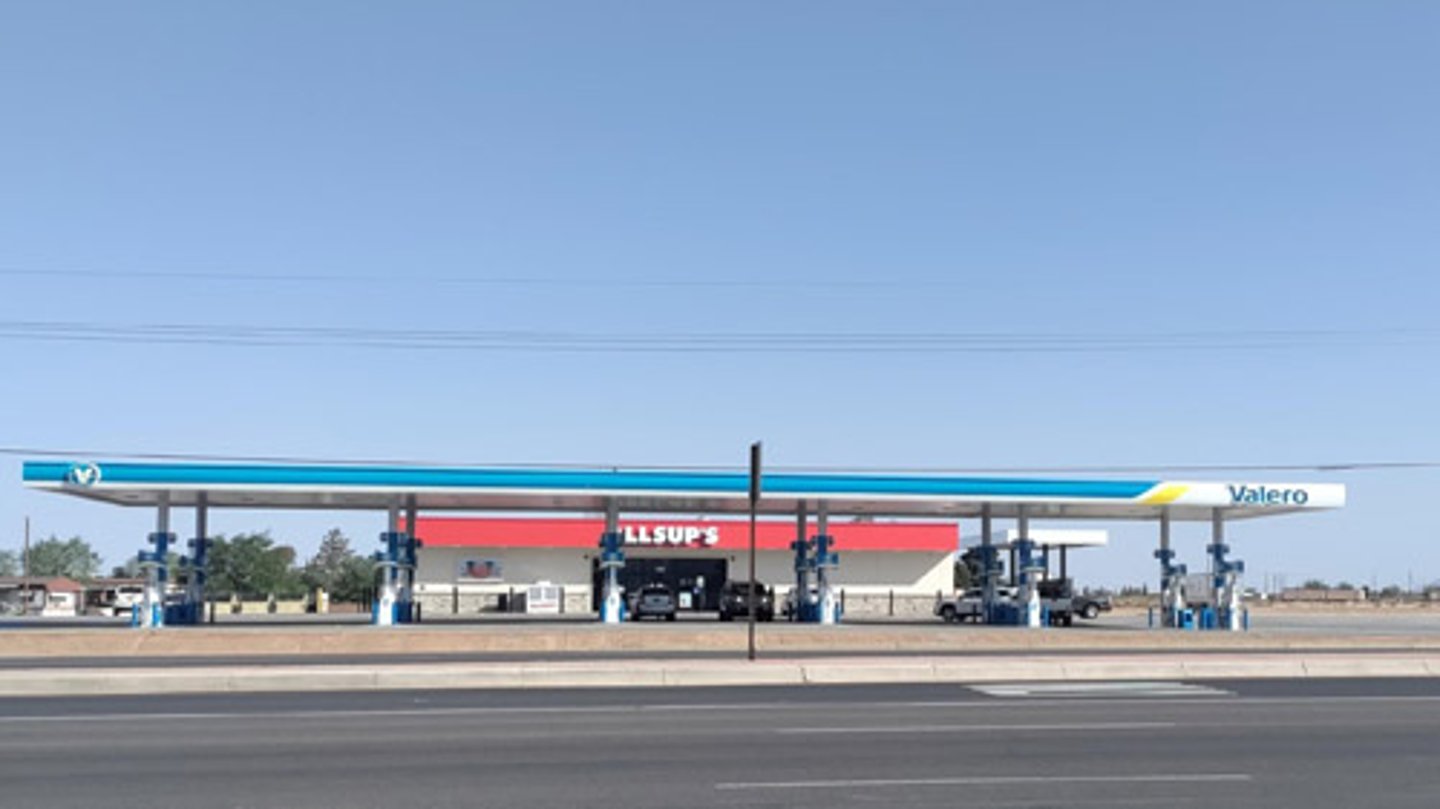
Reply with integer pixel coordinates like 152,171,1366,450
973,681,1231,698
3,693,1440,724
715,773,1253,790
777,721,1176,734
0,704,708,724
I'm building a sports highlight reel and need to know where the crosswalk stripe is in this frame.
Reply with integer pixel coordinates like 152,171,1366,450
972,681,1231,699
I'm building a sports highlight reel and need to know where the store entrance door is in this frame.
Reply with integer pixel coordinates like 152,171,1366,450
591,557,728,612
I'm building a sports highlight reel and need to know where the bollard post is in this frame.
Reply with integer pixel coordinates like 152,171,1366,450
452,585,459,615
890,589,895,617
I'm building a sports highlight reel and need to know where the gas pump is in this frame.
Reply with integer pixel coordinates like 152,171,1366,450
1015,537,1043,628
1209,540,1245,631
393,531,418,623
135,531,173,628
372,531,402,626
1154,547,1186,628
813,532,840,624
598,529,626,624
168,534,209,625
790,531,811,622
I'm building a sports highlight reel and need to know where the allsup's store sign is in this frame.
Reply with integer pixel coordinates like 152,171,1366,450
621,524,721,547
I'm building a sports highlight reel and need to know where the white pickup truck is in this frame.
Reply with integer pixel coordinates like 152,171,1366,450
95,584,145,617
934,586,1017,623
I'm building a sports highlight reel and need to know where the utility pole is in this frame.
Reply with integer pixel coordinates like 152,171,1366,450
747,441,761,662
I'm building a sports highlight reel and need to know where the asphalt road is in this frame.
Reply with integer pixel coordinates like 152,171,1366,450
0,644,1432,670
1,679,1438,808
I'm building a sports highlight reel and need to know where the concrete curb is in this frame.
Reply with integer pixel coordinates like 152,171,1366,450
2,652,1439,697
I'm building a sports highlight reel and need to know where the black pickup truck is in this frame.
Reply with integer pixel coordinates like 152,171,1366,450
1037,580,1113,625
1071,592,1114,620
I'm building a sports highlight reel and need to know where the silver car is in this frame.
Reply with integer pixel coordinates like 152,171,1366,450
631,584,678,621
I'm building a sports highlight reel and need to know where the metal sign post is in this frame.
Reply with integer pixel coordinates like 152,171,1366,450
747,441,761,662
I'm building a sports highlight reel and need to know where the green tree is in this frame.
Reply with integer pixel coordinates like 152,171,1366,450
111,552,185,582
27,536,102,580
957,548,984,590
206,532,305,599
952,558,973,591
301,529,352,590
300,529,375,602
0,549,18,577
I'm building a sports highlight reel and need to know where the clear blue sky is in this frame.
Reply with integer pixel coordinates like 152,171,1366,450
2,2,1436,589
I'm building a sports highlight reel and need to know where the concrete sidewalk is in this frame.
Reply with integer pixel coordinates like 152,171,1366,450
4,650,1439,697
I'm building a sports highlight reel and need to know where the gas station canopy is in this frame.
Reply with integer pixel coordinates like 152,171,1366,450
23,460,1345,521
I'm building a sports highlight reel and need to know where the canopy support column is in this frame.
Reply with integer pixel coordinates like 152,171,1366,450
599,500,625,623
980,504,998,623
176,493,209,625
401,495,419,623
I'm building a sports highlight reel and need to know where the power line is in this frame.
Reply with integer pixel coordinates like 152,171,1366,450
0,266,893,290
0,320,1434,354
3,446,1436,475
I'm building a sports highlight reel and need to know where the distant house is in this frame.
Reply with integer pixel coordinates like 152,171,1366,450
0,576,86,616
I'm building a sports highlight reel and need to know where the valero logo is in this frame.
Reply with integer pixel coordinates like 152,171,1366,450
66,463,102,487
1228,485,1309,506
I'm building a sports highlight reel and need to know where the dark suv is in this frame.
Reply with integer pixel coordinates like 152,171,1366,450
718,580,774,622
631,584,678,621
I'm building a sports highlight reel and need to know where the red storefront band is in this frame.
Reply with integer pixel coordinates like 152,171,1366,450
414,517,958,553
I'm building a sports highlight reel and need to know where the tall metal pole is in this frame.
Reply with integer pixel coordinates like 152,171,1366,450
747,441,761,662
